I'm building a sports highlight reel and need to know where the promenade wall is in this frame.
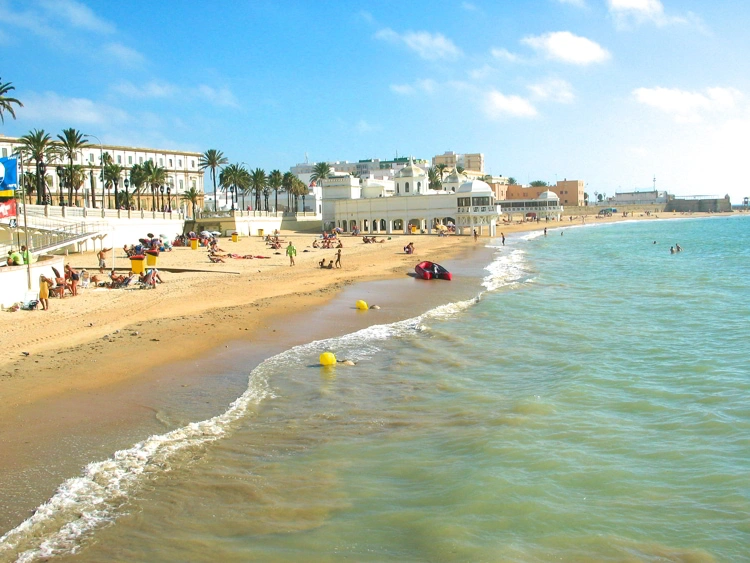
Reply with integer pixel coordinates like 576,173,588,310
0,255,65,308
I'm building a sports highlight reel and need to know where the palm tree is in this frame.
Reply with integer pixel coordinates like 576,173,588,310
199,149,228,212
292,177,308,212
15,129,57,204
456,165,465,174
70,164,87,206
181,186,200,219
102,155,124,209
309,161,331,186
508,177,518,185
282,172,295,212
143,159,166,211
436,163,448,182
56,128,89,205
129,163,148,210
428,166,442,191
236,165,251,210
267,169,282,213
250,168,266,212
0,77,23,123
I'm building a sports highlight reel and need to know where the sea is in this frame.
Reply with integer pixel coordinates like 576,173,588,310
1,215,749,562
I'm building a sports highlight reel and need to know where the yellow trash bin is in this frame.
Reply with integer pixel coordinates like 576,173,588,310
130,255,146,275
232,232,239,242
146,250,159,267
258,228,264,238
410,225,417,234
190,237,198,250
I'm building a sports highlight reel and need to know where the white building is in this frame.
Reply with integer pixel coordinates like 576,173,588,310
321,160,501,237
0,135,203,209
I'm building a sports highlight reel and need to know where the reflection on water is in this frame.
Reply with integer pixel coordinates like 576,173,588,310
6,217,750,562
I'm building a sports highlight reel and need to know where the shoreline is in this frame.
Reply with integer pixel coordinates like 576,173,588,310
0,211,734,533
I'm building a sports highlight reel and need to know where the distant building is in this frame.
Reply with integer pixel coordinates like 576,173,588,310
0,134,203,210
611,189,669,205
291,156,429,187
321,159,501,237
432,151,485,175
506,179,585,206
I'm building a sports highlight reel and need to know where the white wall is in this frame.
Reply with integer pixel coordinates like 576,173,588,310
0,255,65,308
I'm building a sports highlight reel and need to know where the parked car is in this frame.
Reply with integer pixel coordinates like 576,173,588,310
598,207,617,216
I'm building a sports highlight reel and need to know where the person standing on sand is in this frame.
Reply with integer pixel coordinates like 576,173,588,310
39,275,52,310
97,248,111,273
501,232,505,246
473,229,478,242
544,228,547,236
286,241,297,266
335,248,341,268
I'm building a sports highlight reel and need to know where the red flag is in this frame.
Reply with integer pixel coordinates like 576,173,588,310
0,199,17,219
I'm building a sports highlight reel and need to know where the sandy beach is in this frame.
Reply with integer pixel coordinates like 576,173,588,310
0,211,724,532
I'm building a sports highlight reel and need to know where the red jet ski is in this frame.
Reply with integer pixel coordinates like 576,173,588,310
415,261,452,280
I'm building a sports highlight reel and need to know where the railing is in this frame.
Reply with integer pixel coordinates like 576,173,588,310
198,209,286,219
20,204,184,221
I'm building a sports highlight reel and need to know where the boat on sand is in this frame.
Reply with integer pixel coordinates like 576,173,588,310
415,261,452,281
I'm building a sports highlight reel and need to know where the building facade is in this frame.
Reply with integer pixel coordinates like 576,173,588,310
432,151,485,175
0,135,204,210
506,179,584,206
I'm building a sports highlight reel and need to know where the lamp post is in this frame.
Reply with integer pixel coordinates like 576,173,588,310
88,134,104,209
113,175,120,210
56,166,65,206
166,184,172,212
160,185,165,211
37,160,47,205
123,177,130,210
230,186,235,211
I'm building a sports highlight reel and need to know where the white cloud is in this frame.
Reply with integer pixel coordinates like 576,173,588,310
39,0,115,34
467,64,494,80
104,43,146,68
485,90,538,119
490,47,521,62
556,0,586,6
20,92,129,127
112,81,178,99
358,10,375,24
607,0,688,27
522,31,611,65
375,28,462,61
356,119,382,133
528,78,575,103
389,79,437,95
633,86,743,123
462,2,478,11
197,85,240,108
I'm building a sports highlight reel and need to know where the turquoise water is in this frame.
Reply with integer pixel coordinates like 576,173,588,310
3,216,749,562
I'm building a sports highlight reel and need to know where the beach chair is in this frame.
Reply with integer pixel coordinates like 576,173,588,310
79,269,90,290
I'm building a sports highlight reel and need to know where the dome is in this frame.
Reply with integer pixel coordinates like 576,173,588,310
538,190,559,200
395,158,426,178
457,179,493,194
445,170,467,183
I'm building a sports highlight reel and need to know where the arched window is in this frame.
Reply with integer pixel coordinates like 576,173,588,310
417,181,421,192
405,182,410,193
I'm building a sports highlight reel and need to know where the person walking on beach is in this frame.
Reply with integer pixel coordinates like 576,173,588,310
501,232,505,246
39,274,52,310
335,248,341,269
544,228,547,236
286,241,296,266
473,229,478,242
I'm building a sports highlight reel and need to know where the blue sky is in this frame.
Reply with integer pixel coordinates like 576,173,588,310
2,0,749,202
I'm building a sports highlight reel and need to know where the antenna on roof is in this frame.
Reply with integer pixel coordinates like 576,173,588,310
653,175,656,191
305,152,309,164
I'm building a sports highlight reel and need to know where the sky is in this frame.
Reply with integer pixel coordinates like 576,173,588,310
2,0,750,203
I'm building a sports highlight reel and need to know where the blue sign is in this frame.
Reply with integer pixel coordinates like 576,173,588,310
0,156,19,197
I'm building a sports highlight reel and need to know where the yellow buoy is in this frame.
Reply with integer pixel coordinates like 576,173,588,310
319,352,337,366
355,300,369,310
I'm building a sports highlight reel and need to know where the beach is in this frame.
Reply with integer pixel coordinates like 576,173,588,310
0,211,730,540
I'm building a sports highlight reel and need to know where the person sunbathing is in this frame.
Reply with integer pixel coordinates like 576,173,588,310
209,255,225,263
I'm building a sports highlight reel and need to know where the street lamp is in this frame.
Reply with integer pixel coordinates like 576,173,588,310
160,185,165,211
166,184,172,212
37,160,47,205
113,175,120,210
230,186,235,211
124,177,130,210
56,166,65,206
88,134,104,209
